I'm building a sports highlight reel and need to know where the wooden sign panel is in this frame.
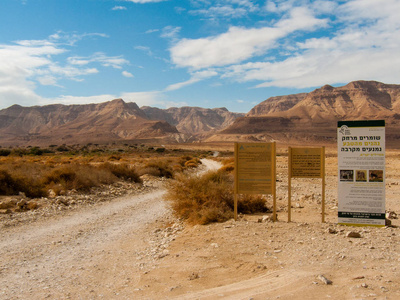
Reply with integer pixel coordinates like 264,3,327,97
234,142,275,195
290,148,323,178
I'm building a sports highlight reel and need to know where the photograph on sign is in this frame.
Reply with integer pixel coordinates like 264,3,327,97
337,120,385,227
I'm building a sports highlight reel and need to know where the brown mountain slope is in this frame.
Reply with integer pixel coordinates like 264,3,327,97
208,80,400,146
0,99,178,146
141,106,244,137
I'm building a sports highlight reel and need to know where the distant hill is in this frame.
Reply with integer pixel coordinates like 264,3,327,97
0,99,179,146
207,81,400,146
0,99,243,146
141,106,244,141
1,80,399,147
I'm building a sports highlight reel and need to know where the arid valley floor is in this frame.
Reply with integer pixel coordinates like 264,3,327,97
0,146,399,299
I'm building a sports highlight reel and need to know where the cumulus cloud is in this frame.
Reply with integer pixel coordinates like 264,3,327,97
0,33,129,109
170,6,327,69
171,0,400,90
122,71,134,78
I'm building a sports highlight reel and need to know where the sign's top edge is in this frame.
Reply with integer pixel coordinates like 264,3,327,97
338,120,385,128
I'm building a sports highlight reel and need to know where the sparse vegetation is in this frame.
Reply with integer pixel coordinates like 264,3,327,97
167,168,268,225
0,145,207,199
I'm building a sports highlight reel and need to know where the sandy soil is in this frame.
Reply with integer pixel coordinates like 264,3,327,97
0,156,399,299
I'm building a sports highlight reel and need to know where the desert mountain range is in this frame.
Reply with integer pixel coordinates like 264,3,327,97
0,80,399,147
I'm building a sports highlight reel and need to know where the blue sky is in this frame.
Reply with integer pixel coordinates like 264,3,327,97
0,0,399,113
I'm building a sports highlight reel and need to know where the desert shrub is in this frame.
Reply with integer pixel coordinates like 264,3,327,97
0,169,16,195
0,168,46,198
42,164,115,192
0,149,11,157
28,147,43,156
236,195,269,214
99,162,142,183
56,145,69,152
139,159,174,178
167,169,269,225
167,170,234,225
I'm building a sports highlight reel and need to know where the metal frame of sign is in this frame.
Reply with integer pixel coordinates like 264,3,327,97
234,142,277,221
288,146,326,223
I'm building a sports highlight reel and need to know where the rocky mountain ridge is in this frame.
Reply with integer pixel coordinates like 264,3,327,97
0,99,242,146
1,80,399,147
208,80,400,146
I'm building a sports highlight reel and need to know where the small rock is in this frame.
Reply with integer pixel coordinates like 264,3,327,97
189,272,199,280
346,231,362,238
317,274,332,285
326,228,338,234
386,211,397,219
385,218,392,226
361,283,368,288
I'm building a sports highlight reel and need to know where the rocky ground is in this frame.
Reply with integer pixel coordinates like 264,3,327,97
0,155,399,299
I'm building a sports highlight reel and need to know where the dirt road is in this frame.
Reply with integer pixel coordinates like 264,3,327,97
0,187,178,299
1,157,399,299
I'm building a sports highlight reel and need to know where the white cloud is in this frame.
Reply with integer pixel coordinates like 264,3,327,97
170,6,327,69
161,26,181,41
189,0,258,19
112,6,127,10
0,33,129,109
122,71,134,78
174,0,400,91
222,0,400,89
165,70,218,91
68,52,129,69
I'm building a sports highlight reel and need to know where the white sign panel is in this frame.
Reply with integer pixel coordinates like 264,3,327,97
337,120,385,226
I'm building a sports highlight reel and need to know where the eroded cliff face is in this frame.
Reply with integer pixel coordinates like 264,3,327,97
0,99,243,146
141,106,244,136
1,80,400,147
0,99,178,146
208,81,400,146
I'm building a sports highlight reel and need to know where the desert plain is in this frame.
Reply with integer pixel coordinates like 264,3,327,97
0,144,399,300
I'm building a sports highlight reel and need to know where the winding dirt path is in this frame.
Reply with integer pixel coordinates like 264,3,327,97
0,189,172,299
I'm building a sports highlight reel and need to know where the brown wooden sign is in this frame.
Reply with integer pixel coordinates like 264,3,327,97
290,147,323,178
288,147,326,223
234,142,276,221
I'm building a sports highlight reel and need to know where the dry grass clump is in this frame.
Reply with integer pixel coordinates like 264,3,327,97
99,162,142,183
167,169,269,225
167,170,233,224
0,161,142,198
138,156,202,178
0,167,46,198
139,159,175,178
42,164,115,193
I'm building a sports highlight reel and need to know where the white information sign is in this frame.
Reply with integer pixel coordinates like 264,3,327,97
337,120,385,226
